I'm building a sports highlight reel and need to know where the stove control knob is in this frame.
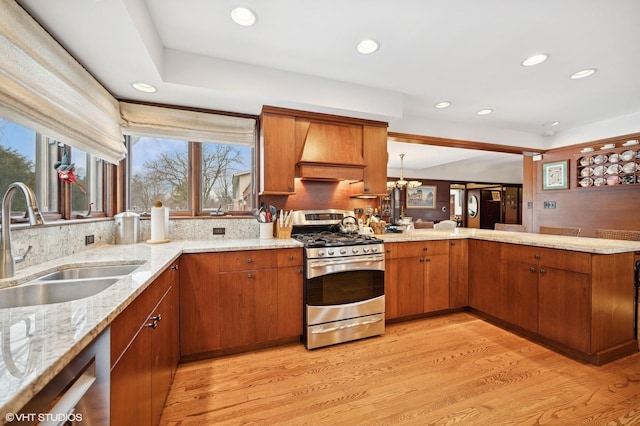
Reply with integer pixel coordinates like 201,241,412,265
328,249,335,256
371,246,379,253
318,250,325,257
352,248,359,254
362,247,370,253
340,248,347,255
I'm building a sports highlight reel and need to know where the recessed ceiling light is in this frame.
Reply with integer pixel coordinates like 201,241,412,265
434,101,451,109
521,54,549,67
476,109,493,116
570,68,597,79
132,82,157,93
231,7,257,26
356,39,379,54
543,121,560,127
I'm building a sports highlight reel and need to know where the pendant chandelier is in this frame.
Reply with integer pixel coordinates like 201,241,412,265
387,153,422,190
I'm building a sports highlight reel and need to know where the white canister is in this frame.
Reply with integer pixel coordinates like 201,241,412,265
259,222,274,239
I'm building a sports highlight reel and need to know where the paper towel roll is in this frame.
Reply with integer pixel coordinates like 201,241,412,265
150,206,166,241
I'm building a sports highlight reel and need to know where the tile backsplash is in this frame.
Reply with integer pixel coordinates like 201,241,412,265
11,217,260,271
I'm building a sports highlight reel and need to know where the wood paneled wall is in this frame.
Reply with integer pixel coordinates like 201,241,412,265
530,133,640,237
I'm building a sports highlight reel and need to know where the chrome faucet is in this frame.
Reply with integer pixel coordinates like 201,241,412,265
1,183,45,278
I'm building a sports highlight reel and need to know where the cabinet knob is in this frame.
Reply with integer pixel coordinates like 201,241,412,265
288,255,294,260
539,268,546,275
419,258,424,262
150,314,162,322
423,247,428,251
297,268,302,274
247,273,254,279
529,266,536,273
170,264,179,270
534,254,541,260
247,258,253,263
386,249,392,253
425,257,431,262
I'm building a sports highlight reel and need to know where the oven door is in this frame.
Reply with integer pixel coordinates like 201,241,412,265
305,254,384,308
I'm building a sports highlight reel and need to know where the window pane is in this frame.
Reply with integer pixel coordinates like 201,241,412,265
69,148,105,213
0,118,58,214
201,143,253,212
129,136,189,212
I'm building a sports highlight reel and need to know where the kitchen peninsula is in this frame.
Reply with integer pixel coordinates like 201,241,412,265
1,230,639,422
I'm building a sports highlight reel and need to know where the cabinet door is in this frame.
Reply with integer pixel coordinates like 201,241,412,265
277,266,303,339
180,254,221,355
219,268,278,348
449,240,469,308
501,260,538,332
260,112,296,194
151,284,178,426
538,268,590,353
468,240,502,317
395,256,424,317
361,125,388,195
423,253,450,312
383,243,399,319
111,325,152,426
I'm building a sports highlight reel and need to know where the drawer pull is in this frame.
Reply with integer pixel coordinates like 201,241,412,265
247,258,253,263
534,254,541,260
529,266,536,273
539,268,546,275
247,273,254,279
288,255,294,260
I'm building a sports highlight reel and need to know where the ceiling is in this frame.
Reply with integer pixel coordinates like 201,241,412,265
16,0,640,183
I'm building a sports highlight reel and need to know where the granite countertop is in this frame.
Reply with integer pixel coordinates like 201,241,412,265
379,228,640,254
0,238,301,420
1,230,639,417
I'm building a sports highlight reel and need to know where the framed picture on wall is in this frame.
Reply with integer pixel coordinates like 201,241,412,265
542,160,569,190
406,185,436,208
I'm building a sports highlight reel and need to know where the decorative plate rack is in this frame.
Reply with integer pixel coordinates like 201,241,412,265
576,142,639,188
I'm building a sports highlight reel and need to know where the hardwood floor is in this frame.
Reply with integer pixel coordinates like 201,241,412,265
160,313,640,425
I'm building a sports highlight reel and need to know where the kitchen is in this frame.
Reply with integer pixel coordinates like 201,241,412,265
1,0,640,425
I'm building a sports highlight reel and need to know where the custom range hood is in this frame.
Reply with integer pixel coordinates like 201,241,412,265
296,120,366,181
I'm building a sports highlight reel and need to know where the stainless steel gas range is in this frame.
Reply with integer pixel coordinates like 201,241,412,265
291,210,385,349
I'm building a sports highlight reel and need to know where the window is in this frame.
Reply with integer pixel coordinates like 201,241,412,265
0,118,58,215
127,135,253,214
0,118,108,220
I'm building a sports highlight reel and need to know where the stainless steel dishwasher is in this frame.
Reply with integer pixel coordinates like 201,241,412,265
16,327,110,425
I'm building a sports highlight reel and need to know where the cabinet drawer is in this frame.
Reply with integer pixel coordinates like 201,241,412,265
219,250,278,272
384,242,398,259
277,248,303,267
396,240,449,257
501,244,591,274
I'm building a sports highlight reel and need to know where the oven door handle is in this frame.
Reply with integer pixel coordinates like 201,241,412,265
309,255,384,269
310,317,383,334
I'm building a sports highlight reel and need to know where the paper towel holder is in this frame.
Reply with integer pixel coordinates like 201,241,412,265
146,200,170,244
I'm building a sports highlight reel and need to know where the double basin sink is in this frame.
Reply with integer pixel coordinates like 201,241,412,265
0,264,142,309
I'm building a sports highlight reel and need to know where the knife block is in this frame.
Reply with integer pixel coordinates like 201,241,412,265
275,219,293,239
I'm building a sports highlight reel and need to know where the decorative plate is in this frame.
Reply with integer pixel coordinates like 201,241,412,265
622,175,635,184
579,156,593,166
609,153,620,163
594,177,606,186
622,162,637,174
592,165,605,176
579,177,593,187
620,150,635,161
606,175,621,186
580,167,593,177
593,155,607,165
606,164,622,175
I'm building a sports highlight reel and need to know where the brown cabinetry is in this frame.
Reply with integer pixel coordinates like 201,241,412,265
385,240,450,319
180,248,304,357
259,111,296,194
469,241,636,364
111,262,180,426
259,106,388,195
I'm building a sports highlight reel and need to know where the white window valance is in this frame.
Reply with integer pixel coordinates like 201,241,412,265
0,1,126,164
119,102,256,146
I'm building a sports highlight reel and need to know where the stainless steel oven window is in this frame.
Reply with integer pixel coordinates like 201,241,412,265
306,270,384,306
